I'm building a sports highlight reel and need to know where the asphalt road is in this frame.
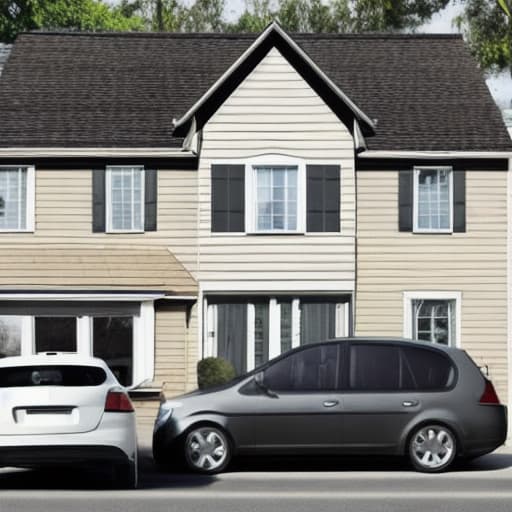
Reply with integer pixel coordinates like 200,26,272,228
1,434,512,512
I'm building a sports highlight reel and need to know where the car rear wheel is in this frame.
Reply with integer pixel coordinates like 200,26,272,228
408,424,456,473
184,426,231,474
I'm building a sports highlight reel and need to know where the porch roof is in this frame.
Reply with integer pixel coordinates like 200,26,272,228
0,245,197,295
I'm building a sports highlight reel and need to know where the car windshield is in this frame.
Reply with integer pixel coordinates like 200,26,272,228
0,365,107,387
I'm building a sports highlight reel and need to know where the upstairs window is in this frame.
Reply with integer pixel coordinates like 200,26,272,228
399,167,464,234
414,168,452,232
106,166,144,232
0,166,34,232
211,160,340,234
254,165,298,232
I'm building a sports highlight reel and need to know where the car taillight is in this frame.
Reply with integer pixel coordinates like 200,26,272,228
479,380,501,405
105,389,134,413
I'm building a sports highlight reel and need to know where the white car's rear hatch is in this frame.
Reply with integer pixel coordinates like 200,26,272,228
0,364,109,435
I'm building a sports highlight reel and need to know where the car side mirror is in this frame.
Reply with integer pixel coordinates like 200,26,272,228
254,371,278,398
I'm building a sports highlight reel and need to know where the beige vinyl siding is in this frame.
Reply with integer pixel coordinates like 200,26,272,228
0,168,198,275
355,170,508,403
198,48,356,290
154,303,197,395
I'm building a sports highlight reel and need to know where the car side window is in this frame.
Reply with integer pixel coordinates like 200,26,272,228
349,344,409,391
264,343,341,392
401,346,455,390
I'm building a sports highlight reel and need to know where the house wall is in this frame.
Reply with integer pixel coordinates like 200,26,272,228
197,48,356,292
0,168,198,275
0,167,199,412
355,170,508,403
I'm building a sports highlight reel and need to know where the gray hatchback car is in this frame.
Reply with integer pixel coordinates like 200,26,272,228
153,338,507,473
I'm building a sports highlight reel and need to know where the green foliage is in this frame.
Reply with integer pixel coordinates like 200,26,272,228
0,0,145,42
230,0,450,33
197,357,236,389
456,0,512,74
498,0,511,17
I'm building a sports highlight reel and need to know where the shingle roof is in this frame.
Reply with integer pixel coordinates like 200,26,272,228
0,31,510,152
0,245,197,294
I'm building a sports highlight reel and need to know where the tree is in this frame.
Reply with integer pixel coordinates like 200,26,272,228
455,0,511,75
230,0,450,33
0,0,145,43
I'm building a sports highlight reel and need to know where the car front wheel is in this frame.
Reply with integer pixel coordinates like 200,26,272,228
184,425,231,474
408,424,457,473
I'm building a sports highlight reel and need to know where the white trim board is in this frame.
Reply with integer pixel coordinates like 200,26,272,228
0,148,196,158
199,281,355,293
0,293,165,301
359,150,512,159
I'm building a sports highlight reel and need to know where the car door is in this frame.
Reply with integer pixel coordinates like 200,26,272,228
232,342,345,452
340,343,425,451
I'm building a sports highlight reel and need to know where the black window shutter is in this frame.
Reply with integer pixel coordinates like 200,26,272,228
92,169,106,233
306,165,340,232
144,169,158,232
398,170,414,232
453,170,466,233
211,165,245,232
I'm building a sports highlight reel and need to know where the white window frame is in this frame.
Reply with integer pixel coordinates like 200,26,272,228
0,165,35,233
106,165,145,233
0,299,155,388
403,291,461,348
245,155,306,234
413,166,453,234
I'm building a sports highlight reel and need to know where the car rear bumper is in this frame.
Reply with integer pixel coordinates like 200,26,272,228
0,445,130,468
463,405,507,457
0,412,137,467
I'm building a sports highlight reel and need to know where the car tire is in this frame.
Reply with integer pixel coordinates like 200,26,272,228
113,460,138,489
183,425,231,474
408,424,457,473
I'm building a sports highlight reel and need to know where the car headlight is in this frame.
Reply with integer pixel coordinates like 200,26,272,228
154,401,182,431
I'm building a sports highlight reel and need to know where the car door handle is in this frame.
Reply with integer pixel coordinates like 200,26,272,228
402,400,419,407
323,400,339,408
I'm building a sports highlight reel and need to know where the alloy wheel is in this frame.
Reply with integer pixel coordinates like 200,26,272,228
409,425,456,472
184,426,230,473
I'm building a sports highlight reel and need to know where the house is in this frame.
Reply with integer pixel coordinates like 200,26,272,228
0,23,510,427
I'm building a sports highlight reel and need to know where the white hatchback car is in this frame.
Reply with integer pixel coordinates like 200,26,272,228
0,353,137,488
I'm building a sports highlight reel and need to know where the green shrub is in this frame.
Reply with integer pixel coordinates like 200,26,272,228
197,357,236,390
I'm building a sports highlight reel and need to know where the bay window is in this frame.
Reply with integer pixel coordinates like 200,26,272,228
0,300,154,386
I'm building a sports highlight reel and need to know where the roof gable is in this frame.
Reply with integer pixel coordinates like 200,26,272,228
173,22,375,141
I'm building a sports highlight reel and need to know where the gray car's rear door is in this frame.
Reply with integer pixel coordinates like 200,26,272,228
340,343,423,451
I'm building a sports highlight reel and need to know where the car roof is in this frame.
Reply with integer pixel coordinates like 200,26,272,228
0,353,110,369
313,337,459,354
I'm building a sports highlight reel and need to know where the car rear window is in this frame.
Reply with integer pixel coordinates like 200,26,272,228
0,365,107,387
349,344,455,392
